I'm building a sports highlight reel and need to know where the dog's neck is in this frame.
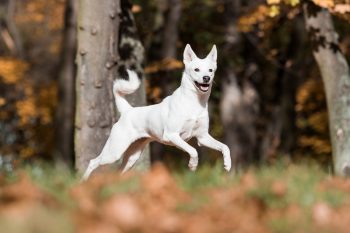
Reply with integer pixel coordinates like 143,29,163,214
179,72,211,107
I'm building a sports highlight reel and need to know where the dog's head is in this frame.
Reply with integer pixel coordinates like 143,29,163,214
183,44,217,93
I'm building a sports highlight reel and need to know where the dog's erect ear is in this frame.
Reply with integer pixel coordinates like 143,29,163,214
206,45,217,62
183,44,198,64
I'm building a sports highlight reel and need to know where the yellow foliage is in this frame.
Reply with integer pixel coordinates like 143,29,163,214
17,0,64,28
15,0,65,56
298,136,332,154
0,0,63,159
238,5,270,32
313,0,335,8
0,98,5,107
288,0,300,6
267,0,300,6
16,97,37,126
296,74,331,157
296,79,325,112
267,0,281,4
132,4,142,14
37,83,57,125
20,147,35,159
333,3,350,13
308,112,329,133
266,0,349,18
145,58,183,74
0,58,29,84
269,5,280,17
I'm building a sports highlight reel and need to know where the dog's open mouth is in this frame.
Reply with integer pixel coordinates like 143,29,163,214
194,81,210,92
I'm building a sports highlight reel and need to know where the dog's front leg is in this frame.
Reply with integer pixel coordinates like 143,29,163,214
197,133,232,171
166,133,199,171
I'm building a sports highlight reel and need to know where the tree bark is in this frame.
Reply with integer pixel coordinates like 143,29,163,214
75,0,149,173
75,0,121,172
55,0,77,166
304,3,350,176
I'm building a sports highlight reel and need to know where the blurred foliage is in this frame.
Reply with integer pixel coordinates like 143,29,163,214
0,0,64,166
296,76,332,159
145,58,183,74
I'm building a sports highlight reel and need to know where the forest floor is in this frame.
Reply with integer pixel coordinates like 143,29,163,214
1,162,350,233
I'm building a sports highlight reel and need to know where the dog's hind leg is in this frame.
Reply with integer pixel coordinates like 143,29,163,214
82,156,102,181
81,124,138,180
121,138,150,173
81,138,113,181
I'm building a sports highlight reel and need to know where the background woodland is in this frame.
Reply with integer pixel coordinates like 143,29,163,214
0,0,350,174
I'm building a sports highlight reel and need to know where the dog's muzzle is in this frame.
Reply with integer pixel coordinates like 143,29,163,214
194,81,210,92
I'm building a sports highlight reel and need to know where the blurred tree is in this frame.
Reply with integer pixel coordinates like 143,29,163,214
55,0,77,166
161,0,182,59
0,0,24,57
75,0,149,173
0,0,64,167
304,2,350,176
150,0,182,163
220,0,259,172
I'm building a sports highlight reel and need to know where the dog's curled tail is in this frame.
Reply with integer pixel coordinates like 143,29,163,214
113,70,140,114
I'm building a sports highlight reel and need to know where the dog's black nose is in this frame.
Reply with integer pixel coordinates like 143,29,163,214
203,76,210,83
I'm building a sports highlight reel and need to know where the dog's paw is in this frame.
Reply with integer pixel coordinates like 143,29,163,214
222,145,231,172
188,157,198,171
224,162,231,172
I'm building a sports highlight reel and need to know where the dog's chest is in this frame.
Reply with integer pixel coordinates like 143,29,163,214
180,117,201,140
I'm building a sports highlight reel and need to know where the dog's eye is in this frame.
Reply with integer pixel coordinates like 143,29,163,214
194,68,200,72
209,69,213,72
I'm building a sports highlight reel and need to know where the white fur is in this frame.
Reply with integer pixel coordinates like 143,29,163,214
113,70,140,113
82,44,231,180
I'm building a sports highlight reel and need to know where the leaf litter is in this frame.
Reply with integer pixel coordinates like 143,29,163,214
1,163,350,233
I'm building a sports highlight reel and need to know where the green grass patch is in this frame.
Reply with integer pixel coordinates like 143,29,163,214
174,163,237,191
248,163,347,209
23,162,79,206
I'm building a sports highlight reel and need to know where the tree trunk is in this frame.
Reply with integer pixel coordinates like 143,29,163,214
55,0,77,166
220,0,259,171
75,0,149,173
0,0,23,57
304,3,350,176
161,0,181,59
75,0,121,173
278,17,306,157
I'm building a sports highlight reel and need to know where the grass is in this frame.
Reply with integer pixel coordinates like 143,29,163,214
23,162,80,206
248,163,347,209
174,162,238,191
0,161,349,233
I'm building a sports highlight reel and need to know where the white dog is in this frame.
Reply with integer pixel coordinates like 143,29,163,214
82,44,231,180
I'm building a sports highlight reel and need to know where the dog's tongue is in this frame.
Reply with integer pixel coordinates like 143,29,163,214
199,84,209,92
195,81,210,92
